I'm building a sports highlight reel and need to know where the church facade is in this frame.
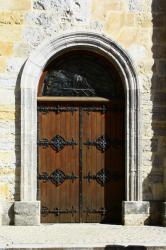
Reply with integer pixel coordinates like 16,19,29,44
0,0,166,226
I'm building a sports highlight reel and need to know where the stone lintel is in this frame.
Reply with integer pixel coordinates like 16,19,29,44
122,201,150,225
14,201,40,226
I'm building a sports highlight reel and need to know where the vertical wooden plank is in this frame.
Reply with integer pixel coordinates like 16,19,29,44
38,110,47,223
59,110,65,223
96,107,105,223
104,104,112,223
91,109,97,222
82,107,89,222
75,107,79,223
79,107,83,222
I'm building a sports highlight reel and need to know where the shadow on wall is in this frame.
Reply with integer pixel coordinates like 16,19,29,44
142,0,166,225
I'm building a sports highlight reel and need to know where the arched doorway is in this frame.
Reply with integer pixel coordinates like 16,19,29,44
15,32,142,226
37,51,125,223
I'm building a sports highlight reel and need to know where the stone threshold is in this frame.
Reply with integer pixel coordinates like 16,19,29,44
1,247,166,250
0,224,166,249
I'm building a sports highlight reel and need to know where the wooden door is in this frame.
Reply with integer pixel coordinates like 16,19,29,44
37,101,124,223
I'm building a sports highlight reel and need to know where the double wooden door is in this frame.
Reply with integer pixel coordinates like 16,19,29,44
37,101,124,223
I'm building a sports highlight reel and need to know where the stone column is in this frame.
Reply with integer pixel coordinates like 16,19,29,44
14,85,41,226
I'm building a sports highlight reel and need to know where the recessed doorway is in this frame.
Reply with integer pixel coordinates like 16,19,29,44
37,50,125,224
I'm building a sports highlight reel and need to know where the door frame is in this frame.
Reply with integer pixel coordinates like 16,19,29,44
16,32,142,225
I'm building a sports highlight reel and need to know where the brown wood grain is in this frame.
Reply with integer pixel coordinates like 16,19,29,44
38,101,125,223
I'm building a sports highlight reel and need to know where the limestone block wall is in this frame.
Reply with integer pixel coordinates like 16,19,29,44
0,0,166,224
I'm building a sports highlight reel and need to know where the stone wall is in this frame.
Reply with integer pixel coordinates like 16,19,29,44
0,0,166,224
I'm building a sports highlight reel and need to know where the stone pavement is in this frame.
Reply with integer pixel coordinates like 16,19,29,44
0,224,166,249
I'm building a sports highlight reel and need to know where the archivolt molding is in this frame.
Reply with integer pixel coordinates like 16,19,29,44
20,31,141,201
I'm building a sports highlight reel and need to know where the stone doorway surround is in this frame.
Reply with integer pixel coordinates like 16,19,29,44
14,31,151,226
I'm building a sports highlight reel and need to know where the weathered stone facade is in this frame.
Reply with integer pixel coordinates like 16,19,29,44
0,0,166,225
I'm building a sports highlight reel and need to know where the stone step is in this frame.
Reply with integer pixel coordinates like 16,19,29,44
0,224,166,249
1,247,166,250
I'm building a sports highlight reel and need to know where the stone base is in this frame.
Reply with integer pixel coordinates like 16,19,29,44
14,201,40,226
161,202,166,226
122,201,150,225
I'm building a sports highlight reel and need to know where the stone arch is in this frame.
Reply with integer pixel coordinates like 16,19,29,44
17,32,142,225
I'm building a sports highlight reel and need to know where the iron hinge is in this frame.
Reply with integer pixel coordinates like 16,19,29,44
38,135,77,152
41,206,77,216
83,208,107,216
37,105,78,114
82,105,109,114
38,169,78,186
84,135,122,152
84,169,110,186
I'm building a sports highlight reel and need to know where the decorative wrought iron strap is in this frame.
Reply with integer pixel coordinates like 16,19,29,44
38,169,78,186
84,169,123,185
38,135,77,152
84,135,122,152
83,208,107,216
38,138,49,147
37,105,78,114
41,206,77,216
84,169,110,186
84,135,110,152
82,105,109,114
